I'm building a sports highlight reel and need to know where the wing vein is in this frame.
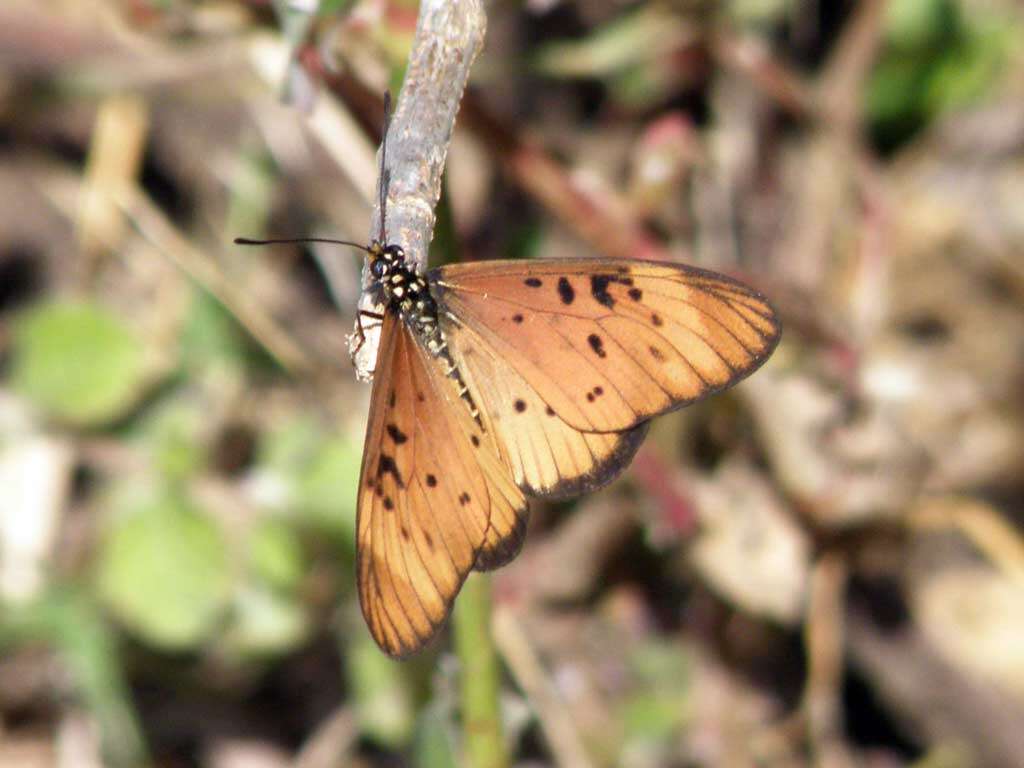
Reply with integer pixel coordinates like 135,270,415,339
542,317,641,415
414,331,493,558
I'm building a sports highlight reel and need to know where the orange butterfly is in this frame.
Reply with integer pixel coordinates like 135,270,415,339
239,95,781,658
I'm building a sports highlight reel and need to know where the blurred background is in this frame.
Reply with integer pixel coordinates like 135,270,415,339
1,0,1023,766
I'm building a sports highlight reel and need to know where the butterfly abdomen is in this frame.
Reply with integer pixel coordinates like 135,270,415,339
381,264,482,426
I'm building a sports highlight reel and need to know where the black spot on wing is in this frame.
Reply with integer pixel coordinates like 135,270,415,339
425,473,437,487
587,333,607,358
591,274,615,308
512,313,524,324
524,277,542,287
628,287,643,301
557,277,575,305
376,454,405,488
386,424,408,444
514,399,527,413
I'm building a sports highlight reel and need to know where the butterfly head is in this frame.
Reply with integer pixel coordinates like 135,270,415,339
369,242,407,281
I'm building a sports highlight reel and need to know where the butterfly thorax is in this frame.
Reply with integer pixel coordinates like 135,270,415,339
369,242,481,424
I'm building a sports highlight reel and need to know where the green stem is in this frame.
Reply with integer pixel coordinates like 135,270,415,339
452,573,508,768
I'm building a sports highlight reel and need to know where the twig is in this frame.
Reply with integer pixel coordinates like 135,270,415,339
711,32,816,118
348,0,488,380
34,163,316,376
77,94,149,265
460,94,676,265
816,0,888,133
109,183,317,376
292,705,358,768
771,0,887,292
453,574,509,768
492,606,595,768
909,497,1024,583
802,551,854,768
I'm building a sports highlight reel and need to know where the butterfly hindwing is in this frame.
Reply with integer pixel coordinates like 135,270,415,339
357,312,527,657
432,259,780,435
443,318,650,498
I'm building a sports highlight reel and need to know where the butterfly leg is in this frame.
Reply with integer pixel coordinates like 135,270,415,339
352,309,386,358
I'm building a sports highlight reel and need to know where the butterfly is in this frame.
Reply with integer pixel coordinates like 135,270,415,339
238,94,781,658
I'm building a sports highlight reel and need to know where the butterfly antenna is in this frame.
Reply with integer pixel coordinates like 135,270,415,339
234,236,372,254
236,93,395,255
379,90,392,245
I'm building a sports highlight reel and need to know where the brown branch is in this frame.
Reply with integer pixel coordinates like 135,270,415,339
711,32,816,118
803,552,854,768
348,0,487,380
492,607,595,768
460,93,677,265
817,0,888,133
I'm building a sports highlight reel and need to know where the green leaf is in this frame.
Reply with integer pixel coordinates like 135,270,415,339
96,488,230,650
319,0,355,15
9,301,146,426
727,0,793,29
533,7,687,79
620,640,693,745
925,26,1013,113
298,436,361,536
224,584,309,656
179,289,248,374
256,417,361,541
622,694,681,742
131,396,209,481
867,0,1019,151
884,0,958,51
247,518,305,591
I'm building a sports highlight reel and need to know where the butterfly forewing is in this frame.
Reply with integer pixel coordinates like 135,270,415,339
356,312,527,657
432,259,781,435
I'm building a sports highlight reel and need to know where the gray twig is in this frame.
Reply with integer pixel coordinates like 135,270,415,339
348,0,487,380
